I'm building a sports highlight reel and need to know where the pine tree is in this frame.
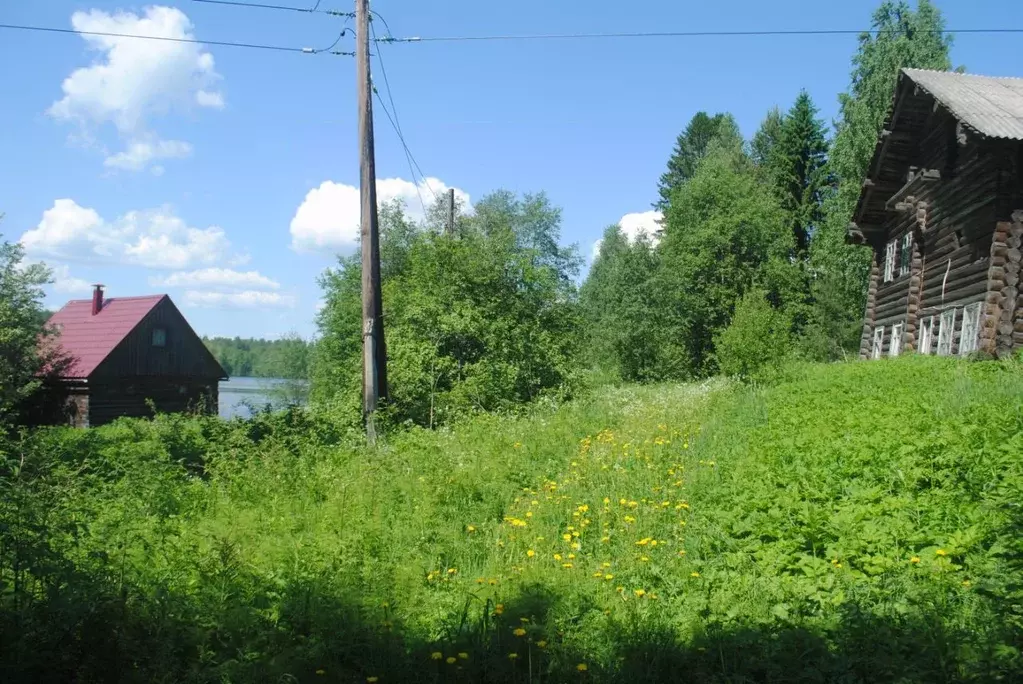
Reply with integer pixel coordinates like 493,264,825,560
655,112,740,210
771,91,830,256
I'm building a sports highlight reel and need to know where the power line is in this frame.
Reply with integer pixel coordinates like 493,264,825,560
192,0,352,16
373,27,1023,44
0,21,354,54
370,18,437,216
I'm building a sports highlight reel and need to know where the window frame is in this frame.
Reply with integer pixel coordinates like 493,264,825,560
152,327,168,348
959,302,983,357
889,322,904,357
872,325,885,360
899,232,913,278
919,316,933,355
937,309,956,356
883,240,896,282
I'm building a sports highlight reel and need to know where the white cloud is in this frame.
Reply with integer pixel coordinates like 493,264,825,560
49,264,93,294
151,267,279,290
290,177,471,252
592,210,663,261
47,6,222,172
103,138,193,171
21,199,234,270
184,290,296,309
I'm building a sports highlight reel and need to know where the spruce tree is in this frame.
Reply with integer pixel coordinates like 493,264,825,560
772,91,830,256
750,107,784,170
655,112,739,210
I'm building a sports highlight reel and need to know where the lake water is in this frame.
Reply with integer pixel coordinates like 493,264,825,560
218,377,308,419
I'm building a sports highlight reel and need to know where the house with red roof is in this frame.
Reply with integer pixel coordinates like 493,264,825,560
38,285,227,427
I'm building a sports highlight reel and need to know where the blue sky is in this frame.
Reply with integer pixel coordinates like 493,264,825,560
2,0,1022,339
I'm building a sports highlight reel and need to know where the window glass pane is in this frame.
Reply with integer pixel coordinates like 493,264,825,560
872,326,884,359
890,323,903,357
152,328,167,347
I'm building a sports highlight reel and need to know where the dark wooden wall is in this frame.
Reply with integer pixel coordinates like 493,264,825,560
86,380,218,427
93,297,225,380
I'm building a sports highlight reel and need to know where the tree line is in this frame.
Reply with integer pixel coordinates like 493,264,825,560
203,335,311,380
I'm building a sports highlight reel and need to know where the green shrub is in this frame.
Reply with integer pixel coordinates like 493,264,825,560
714,289,792,383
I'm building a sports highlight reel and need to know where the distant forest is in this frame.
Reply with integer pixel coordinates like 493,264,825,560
202,336,311,379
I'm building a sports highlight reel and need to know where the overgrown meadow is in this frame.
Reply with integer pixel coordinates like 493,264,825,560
3,356,1022,683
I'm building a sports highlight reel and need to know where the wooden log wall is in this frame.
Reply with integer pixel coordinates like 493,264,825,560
859,256,881,359
1003,211,1023,354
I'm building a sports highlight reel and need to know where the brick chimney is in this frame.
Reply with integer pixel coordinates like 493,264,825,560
91,284,104,316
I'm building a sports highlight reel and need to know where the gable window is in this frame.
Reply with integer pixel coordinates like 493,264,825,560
919,316,934,355
152,327,167,348
872,326,885,360
889,322,904,357
883,241,896,282
900,232,913,277
937,309,956,356
959,302,983,356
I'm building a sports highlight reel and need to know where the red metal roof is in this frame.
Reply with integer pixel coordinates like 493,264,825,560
46,295,166,378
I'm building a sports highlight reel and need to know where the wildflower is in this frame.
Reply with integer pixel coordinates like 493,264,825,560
536,640,547,648
635,538,650,546
514,442,522,448
508,653,519,660
690,572,700,578
603,497,611,505
593,571,604,578
526,511,533,518
367,678,379,683
571,542,581,551
554,553,563,561
616,586,625,593
634,589,646,597
962,580,971,587
936,549,948,557
568,553,576,559
446,657,457,664
910,556,921,564
601,536,610,543
494,603,504,615
563,533,572,542
624,516,636,524
458,652,469,660
513,628,527,637
604,574,614,580
562,563,574,568
431,652,443,661
467,525,476,533
489,578,499,585
447,568,457,574
316,670,326,676
602,562,611,568
520,617,530,623
640,556,650,562
577,663,589,672
650,540,658,547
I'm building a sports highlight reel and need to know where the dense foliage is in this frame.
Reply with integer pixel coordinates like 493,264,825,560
0,232,62,427
4,357,1023,682
583,0,954,380
203,334,311,379
313,193,582,427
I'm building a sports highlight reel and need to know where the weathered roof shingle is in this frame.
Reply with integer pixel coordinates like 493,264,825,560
903,68,1023,140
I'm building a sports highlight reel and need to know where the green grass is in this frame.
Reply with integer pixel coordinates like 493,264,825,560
2,357,1023,682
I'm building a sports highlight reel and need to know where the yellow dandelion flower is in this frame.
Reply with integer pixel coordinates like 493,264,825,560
604,574,614,580
577,663,588,672
554,553,563,561
562,562,574,568
634,588,646,597
467,525,476,533
962,580,971,587
526,511,533,518
690,572,700,578
601,536,610,543
431,652,443,661
513,442,522,448
527,549,535,558
910,556,921,564
316,670,326,676
603,497,611,505
536,640,547,648
508,653,519,660
513,628,527,637
562,533,572,542
494,604,504,615
447,568,457,574
458,652,469,660
367,678,379,683
936,549,948,556
593,571,604,578
520,617,529,623
446,657,457,664
568,553,576,559
640,556,650,562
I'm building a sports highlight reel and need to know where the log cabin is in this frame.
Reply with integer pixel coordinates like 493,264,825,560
38,285,227,427
848,68,1023,360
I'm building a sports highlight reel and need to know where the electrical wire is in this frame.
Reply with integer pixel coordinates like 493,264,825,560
0,21,352,54
372,27,1023,43
193,0,326,13
370,17,437,217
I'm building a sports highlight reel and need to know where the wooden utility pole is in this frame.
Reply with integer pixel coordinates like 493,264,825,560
356,0,387,442
447,187,456,235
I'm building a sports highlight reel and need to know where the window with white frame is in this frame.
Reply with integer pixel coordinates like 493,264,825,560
937,309,956,356
900,232,913,277
872,326,885,359
919,316,934,355
883,241,896,282
889,322,904,357
959,302,983,356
